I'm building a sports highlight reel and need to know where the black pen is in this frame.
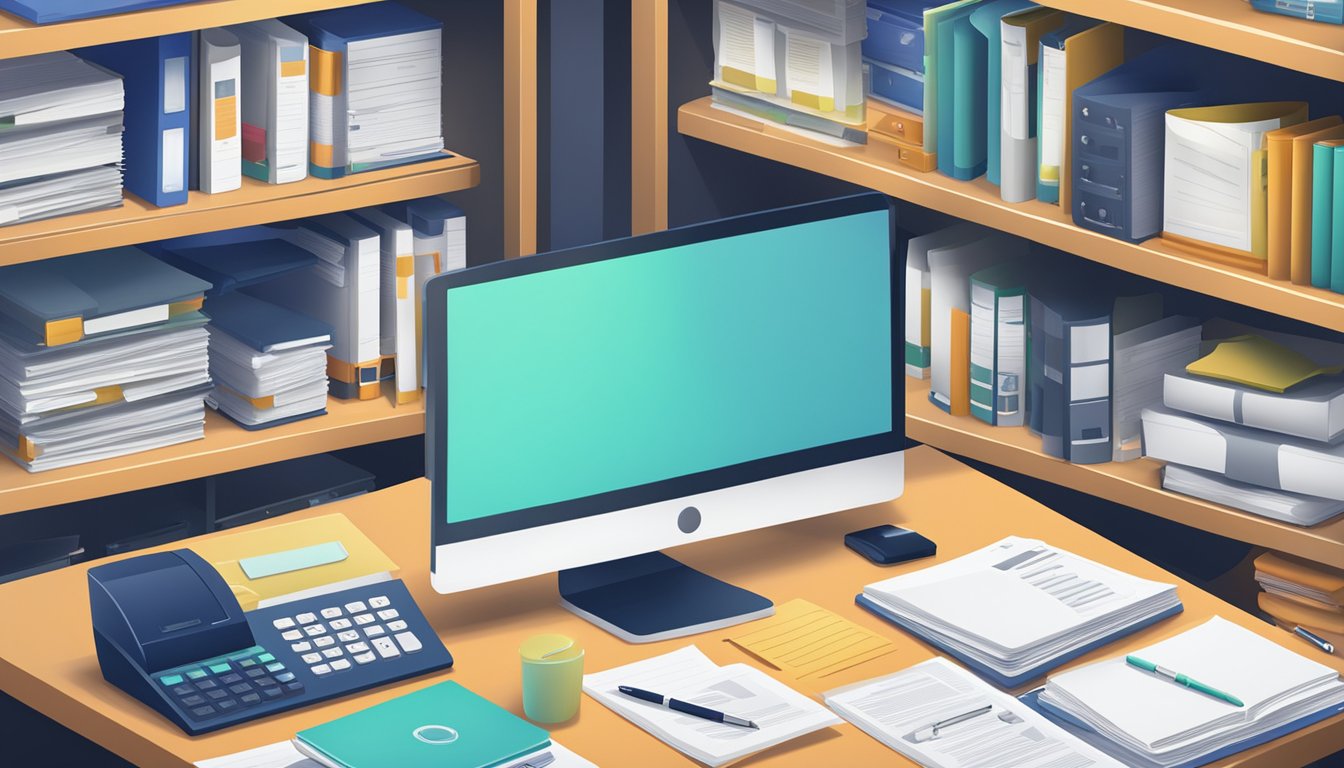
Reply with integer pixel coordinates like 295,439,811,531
618,685,760,729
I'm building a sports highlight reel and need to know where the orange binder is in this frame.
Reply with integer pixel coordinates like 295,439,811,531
950,308,971,417
1265,116,1341,280
1060,22,1124,214
1291,121,1344,285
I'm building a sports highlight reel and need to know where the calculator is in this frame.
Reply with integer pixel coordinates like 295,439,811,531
89,549,453,735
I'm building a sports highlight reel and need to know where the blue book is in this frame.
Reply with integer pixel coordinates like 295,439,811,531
934,2,984,180
0,0,195,23
969,0,1035,187
205,291,331,354
77,34,193,208
152,238,317,296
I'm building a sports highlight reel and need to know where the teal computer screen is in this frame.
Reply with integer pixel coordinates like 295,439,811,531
444,209,892,523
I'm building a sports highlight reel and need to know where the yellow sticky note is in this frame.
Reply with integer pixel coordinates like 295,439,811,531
725,599,894,680
1188,335,1343,393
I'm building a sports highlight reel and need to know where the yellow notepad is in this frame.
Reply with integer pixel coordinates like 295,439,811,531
1186,335,1343,393
725,599,894,680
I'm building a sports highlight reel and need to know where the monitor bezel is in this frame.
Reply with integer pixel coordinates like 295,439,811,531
426,192,900,548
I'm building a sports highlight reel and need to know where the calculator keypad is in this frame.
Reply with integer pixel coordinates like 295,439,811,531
268,594,424,677
156,647,302,722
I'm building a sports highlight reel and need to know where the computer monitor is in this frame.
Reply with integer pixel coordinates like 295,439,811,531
426,193,903,641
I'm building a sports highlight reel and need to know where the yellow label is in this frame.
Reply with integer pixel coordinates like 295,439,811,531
790,89,835,114
310,141,335,168
310,47,342,96
327,355,382,385
45,317,83,347
214,95,237,140
169,297,205,316
281,59,306,78
18,436,38,462
428,251,442,274
1039,164,1060,182
396,255,413,299
396,389,421,405
92,385,124,405
920,287,931,347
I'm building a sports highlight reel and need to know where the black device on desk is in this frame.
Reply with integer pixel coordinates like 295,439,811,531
88,549,453,735
845,525,936,565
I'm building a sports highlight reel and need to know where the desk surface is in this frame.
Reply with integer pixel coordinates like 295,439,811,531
0,445,1341,768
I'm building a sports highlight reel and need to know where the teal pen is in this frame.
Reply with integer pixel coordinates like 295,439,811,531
1125,655,1244,707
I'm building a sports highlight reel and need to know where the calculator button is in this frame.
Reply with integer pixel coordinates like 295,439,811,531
364,625,386,638
276,672,296,683
206,689,228,701
181,695,205,706
217,699,238,711
354,652,376,665
344,601,367,613
191,706,216,718
281,629,303,641
372,637,400,659
262,686,284,698
338,630,360,642
266,662,286,673
245,668,265,679
296,613,317,625
301,653,322,664
354,613,375,625
387,620,408,633
272,618,296,630
229,684,253,695
376,609,399,621
241,693,262,705
394,632,423,654
257,653,275,663
369,596,391,609
311,664,332,676
330,619,353,630
320,607,343,619
238,659,257,669
330,659,352,672
186,669,207,681
256,677,277,688
171,684,193,696
322,647,344,659
286,681,305,693
314,636,335,648
304,625,327,636
345,642,369,654
195,680,217,690
209,663,232,675
291,641,312,653
220,673,243,685
159,674,184,687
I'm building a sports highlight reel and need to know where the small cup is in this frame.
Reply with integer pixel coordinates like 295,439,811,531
520,633,585,723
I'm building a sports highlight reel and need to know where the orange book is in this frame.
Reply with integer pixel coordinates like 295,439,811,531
950,308,971,417
1260,592,1344,635
1291,122,1344,284
1255,550,1344,604
1265,116,1342,280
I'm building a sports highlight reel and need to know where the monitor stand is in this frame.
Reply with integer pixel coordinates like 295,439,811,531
558,551,775,643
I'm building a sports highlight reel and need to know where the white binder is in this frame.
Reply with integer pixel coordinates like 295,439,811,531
351,207,418,405
197,28,241,194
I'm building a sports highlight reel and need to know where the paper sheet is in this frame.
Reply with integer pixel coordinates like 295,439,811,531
725,598,895,679
196,740,597,768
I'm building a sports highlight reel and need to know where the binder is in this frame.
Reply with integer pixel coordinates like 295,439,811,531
969,262,1027,426
153,237,317,296
967,0,1034,186
998,7,1062,203
1330,142,1344,294
77,33,192,208
1031,282,1112,464
227,20,309,185
0,247,209,348
921,0,979,155
205,291,331,355
381,197,466,386
1266,117,1341,280
863,0,929,74
349,207,419,405
1292,123,1344,286
247,214,382,400
1036,19,1121,207
904,224,984,379
1313,140,1344,290
950,307,971,416
195,28,242,195
283,2,444,179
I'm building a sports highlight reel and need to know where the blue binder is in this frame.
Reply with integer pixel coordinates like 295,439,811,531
1020,689,1344,768
380,196,464,237
0,0,196,23
205,291,332,355
863,0,932,73
856,592,1185,688
969,0,1035,187
77,34,193,208
152,238,317,296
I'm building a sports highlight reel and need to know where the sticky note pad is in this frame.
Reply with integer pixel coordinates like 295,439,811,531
726,598,895,680
240,541,348,580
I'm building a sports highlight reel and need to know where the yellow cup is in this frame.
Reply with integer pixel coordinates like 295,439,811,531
519,633,585,723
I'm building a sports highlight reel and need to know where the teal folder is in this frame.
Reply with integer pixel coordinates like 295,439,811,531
1312,141,1335,289
1325,143,1344,295
294,681,550,768
968,0,1034,187
969,262,1027,426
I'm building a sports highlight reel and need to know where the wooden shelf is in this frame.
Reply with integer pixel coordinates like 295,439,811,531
0,393,424,517
1035,0,1344,83
678,97,1344,333
904,377,1344,565
0,153,478,267
0,0,379,60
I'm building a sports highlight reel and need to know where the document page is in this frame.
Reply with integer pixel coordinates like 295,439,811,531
825,657,1123,768
1163,113,1282,252
716,1,775,87
1038,46,1066,186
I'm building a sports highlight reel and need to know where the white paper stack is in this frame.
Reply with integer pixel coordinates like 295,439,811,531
344,28,444,172
0,52,125,225
1111,315,1201,461
1161,465,1344,526
1038,617,1344,768
860,536,1181,684
583,645,841,767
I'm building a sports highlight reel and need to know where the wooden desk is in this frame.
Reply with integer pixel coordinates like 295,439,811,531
0,445,1340,767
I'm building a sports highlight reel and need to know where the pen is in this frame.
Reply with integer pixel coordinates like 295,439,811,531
1125,655,1244,707
1294,626,1336,655
618,685,760,729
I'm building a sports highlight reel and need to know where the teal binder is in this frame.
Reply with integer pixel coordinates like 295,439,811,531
294,681,550,768
968,0,1035,187
1313,141,1335,289
969,262,1027,426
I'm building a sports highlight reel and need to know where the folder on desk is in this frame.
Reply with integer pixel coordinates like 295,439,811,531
1035,18,1121,207
194,28,242,195
1292,123,1344,286
0,247,210,348
349,207,418,405
381,197,466,387
77,33,192,208
190,513,398,611
966,0,1034,186
1265,116,1341,281
247,214,382,400
998,7,1062,203
227,20,309,185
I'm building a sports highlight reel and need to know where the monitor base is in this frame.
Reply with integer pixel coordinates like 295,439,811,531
558,551,774,643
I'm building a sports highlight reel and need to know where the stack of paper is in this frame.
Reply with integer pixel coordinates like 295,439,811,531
583,645,841,767
825,657,1123,767
1037,617,1344,768
1254,551,1344,652
204,292,332,430
1110,315,1201,461
0,51,125,226
857,536,1183,686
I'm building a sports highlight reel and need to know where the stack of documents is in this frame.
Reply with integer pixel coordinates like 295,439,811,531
825,657,1123,767
583,645,841,766
1254,551,1344,653
0,248,212,471
1034,617,1344,768
0,51,125,226
1110,315,1201,461
857,536,1183,687
205,291,331,430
